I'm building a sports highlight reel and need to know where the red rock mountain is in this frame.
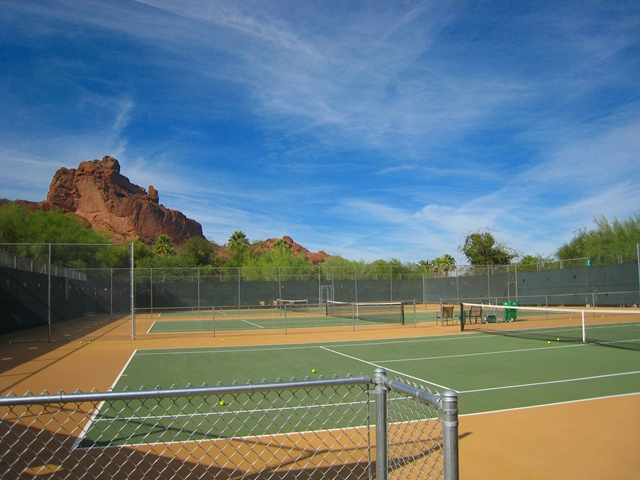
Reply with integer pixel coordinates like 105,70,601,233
261,236,329,264
44,156,203,245
4,155,331,262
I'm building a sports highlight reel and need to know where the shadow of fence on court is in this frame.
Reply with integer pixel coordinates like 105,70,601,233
0,370,458,480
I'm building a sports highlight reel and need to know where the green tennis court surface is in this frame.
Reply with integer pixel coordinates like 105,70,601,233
79,332,640,447
148,310,438,333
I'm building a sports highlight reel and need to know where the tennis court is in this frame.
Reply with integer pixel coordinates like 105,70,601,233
79,329,640,448
146,304,437,334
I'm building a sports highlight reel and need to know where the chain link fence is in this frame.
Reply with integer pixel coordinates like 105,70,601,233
0,369,457,480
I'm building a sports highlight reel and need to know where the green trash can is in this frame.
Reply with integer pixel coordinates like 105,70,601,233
503,301,518,322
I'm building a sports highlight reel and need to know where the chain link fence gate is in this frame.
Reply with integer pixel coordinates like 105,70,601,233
0,369,458,480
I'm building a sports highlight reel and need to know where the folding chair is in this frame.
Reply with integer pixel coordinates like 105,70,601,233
438,305,455,326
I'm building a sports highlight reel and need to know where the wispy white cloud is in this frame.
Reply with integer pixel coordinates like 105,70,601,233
1,1,638,263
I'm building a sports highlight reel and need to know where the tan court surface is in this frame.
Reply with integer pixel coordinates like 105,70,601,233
0,313,638,479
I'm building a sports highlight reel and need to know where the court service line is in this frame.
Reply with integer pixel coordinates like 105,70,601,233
460,369,640,395
373,342,585,363
241,320,264,329
461,391,640,417
320,346,454,392
133,333,488,356
92,398,375,423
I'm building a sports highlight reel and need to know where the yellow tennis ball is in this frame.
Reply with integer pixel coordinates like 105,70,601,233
312,368,317,373
79,341,82,344
556,338,560,341
219,400,225,406
221,339,224,342
547,341,551,344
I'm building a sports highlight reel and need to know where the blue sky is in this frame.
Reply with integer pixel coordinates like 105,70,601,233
1,1,639,263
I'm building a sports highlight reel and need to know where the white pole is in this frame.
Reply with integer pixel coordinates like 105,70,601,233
130,242,135,340
48,243,51,343
637,243,640,305
150,268,153,317
581,310,586,343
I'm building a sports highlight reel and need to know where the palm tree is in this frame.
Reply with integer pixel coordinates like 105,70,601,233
418,259,433,271
228,230,250,256
153,234,175,257
433,254,456,276
272,237,289,253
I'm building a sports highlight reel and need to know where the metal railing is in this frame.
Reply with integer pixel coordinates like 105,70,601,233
0,369,457,479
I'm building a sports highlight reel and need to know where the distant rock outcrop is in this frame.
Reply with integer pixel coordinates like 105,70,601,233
262,236,330,264
2,156,332,261
43,156,203,245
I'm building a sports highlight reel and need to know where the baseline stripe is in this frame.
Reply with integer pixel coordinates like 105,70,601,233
460,370,640,394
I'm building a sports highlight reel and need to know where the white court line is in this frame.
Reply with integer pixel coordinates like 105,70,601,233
241,320,264,329
73,349,141,450
91,399,372,423
320,346,454,392
373,342,585,363
133,333,492,356
80,399,417,450
460,370,640,395
462,391,640,417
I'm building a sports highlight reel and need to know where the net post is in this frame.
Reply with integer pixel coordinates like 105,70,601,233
459,303,465,332
413,299,417,328
374,368,388,480
352,303,356,332
581,309,586,343
284,304,288,335
212,306,216,337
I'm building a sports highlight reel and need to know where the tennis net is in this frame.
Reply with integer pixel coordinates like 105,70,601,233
461,302,640,350
276,298,309,312
325,300,409,325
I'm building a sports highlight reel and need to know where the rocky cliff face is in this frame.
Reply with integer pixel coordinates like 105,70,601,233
3,155,331,261
261,236,330,264
44,156,203,245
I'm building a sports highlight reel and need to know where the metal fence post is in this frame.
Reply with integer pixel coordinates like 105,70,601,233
441,389,459,480
374,367,388,480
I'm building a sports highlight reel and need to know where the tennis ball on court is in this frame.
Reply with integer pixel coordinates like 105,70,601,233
221,339,224,342
547,341,551,344
556,338,560,341
312,368,317,373
219,400,225,406
79,341,82,344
